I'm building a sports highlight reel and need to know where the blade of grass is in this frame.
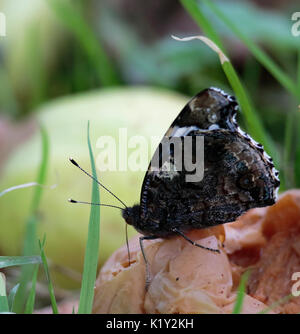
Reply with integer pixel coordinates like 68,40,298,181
78,122,100,314
13,125,49,314
8,284,19,312
0,273,9,313
258,293,294,314
24,265,39,314
232,270,250,314
172,35,279,167
222,60,279,166
0,182,40,198
47,0,120,87
0,256,42,269
298,48,300,94
29,126,50,214
200,0,299,100
39,237,59,314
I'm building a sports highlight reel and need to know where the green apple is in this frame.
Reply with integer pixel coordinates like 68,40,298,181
0,87,187,288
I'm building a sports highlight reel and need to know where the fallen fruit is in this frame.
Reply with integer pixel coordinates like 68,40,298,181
93,190,300,314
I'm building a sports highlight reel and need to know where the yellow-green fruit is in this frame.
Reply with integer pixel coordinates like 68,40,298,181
0,87,187,288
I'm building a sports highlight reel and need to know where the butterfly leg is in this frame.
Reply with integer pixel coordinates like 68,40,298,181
139,235,159,290
171,228,220,253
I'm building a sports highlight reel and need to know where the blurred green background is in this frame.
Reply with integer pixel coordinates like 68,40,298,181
0,0,299,306
0,0,299,121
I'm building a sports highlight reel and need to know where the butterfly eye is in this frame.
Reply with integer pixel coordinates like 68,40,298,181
207,111,218,123
238,173,256,190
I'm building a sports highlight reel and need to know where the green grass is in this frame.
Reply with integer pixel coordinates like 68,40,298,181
3,122,100,314
47,0,120,87
221,56,279,166
24,265,39,314
232,270,250,314
0,273,9,313
0,256,42,314
0,182,40,198
77,122,101,314
297,48,300,93
39,237,59,314
13,125,49,314
0,257,42,314
200,0,299,100
0,256,42,269
7,284,20,312
258,294,294,314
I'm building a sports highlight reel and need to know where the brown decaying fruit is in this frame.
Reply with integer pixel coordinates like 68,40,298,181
92,190,300,314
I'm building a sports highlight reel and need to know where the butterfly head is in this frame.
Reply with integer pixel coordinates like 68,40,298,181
122,205,140,227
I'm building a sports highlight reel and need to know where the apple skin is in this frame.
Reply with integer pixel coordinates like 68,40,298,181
0,87,188,288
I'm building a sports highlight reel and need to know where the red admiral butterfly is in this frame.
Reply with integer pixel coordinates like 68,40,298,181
70,87,280,288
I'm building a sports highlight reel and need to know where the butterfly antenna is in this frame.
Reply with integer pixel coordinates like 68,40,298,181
125,223,131,267
68,199,124,210
69,158,127,208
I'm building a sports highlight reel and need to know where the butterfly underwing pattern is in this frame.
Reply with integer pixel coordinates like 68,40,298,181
122,87,280,250
69,87,280,289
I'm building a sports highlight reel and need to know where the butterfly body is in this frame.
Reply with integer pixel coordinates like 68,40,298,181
122,88,280,239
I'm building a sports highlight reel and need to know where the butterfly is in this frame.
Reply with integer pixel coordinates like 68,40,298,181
70,87,280,288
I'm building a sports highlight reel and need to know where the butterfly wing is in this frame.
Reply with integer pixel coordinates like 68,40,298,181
165,87,239,134
137,88,279,237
